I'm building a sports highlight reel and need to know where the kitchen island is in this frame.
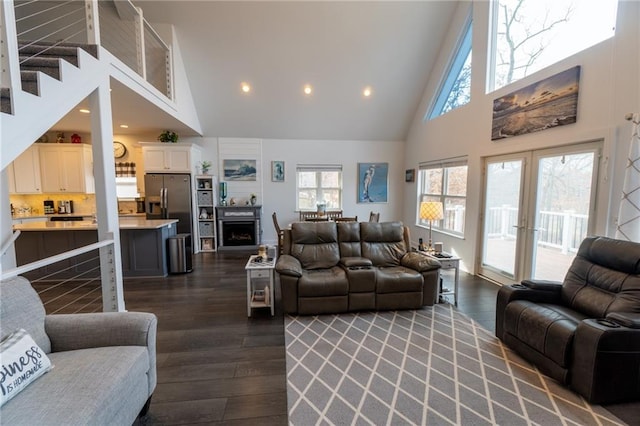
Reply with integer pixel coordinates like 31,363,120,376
13,218,178,279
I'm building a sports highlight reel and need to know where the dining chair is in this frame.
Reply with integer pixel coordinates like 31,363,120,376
272,212,283,254
369,211,380,222
326,210,343,220
299,211,317,221
334,216,357,222
305,217,330,222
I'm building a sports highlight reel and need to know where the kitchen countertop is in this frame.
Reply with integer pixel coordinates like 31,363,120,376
13,218,178,231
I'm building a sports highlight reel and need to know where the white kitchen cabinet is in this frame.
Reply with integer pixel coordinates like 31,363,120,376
39,144,95,193
8,145,42,194
140,142,201,173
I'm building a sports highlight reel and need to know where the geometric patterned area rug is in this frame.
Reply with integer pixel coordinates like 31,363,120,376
285,304,625,425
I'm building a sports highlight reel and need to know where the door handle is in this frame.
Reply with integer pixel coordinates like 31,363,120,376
512,225,525,229
163,187,169,217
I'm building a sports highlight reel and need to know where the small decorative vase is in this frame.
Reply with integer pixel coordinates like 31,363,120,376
250,196,257,206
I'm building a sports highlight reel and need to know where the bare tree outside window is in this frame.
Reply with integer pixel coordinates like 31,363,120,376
492,0,617,91
442,52,472,114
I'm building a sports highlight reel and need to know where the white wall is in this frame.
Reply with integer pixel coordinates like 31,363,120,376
178,136,405,247
403,1,640,274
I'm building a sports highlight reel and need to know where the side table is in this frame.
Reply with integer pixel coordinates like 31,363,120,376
244,255,276,317
421,251,461,306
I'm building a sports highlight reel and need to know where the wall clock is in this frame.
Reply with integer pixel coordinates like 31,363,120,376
113,141,127,159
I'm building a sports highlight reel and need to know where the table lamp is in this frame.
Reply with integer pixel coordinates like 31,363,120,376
419,201,444,252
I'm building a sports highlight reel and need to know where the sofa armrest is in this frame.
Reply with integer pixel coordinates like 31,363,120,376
571,318,640,403
276,254,303,277
46,311,158,394
495,282,563,340
340,257,373,268
46,311,157,351
401,252,441,272
520,279,563,291
606,312,640,329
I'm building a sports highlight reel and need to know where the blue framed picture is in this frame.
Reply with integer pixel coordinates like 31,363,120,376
358,163,388,203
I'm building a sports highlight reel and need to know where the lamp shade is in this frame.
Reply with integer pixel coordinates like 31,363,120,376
420,201,444,221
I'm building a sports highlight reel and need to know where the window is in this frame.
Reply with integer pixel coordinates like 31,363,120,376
489,0,618,91
115,177,139,199
296,165,342,211
417,158,468,235
427,19,472,120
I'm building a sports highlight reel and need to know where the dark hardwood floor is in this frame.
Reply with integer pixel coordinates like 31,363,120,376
33,250,500,425
127,251,500,425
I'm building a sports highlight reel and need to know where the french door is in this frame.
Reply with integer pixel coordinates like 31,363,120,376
479,142,601,285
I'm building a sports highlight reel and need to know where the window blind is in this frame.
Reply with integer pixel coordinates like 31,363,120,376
296,164,343,172
419,156,467,170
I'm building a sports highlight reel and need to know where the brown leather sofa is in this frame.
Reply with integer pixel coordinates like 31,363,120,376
496,236,640,404
275,221,441,315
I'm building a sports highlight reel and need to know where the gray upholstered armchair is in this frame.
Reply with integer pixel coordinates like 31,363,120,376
0,276,157,425
496,236,640,404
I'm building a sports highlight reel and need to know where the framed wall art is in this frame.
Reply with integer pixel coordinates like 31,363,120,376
358,162,388,203
223,159,257,181
271,160,285,182
491,66,580,140
405,169,415,182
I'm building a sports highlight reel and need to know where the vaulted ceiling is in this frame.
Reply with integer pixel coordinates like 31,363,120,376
57,1,459,142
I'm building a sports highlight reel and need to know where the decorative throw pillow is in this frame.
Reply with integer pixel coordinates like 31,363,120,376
0,329,53,407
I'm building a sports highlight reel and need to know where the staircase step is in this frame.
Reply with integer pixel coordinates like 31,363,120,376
18,40,98,59
19,48,79,67
21,71,40,96
1,88,11,114
19,56,61,80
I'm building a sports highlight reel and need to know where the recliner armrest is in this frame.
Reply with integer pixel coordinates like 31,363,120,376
520,279,563,292
275,254,303,277
606,312,640,329
401,252,441,272
495,281,563,340
340,257,373,268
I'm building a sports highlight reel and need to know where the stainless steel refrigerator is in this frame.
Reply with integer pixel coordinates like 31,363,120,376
145,173,193,239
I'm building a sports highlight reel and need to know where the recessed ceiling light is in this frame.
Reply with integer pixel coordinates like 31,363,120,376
363,86,373,97
303,84,313,96
120,124,129,129
79,108,90,113
241,82,251,94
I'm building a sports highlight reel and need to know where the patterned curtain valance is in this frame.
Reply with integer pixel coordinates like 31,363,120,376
115,162,136,177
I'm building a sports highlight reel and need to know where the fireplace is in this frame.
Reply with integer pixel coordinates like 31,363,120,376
216,206,261,251
222,221,256,246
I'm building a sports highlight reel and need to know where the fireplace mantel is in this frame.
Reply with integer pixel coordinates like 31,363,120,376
216,206,262,251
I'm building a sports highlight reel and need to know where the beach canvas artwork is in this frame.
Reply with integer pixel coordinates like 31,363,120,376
358,163,388,203
491,66,580,140
223,159,257,181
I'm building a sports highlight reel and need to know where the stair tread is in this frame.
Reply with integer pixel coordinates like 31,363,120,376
19,56,62,67
18,40,98,58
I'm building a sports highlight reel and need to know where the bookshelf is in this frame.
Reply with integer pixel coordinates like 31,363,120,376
195,175,217,252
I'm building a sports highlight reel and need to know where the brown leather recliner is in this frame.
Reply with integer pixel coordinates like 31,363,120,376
496,236,640,404
276,221,441,315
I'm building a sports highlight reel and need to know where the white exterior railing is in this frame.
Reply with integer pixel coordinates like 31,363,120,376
486,205,588,254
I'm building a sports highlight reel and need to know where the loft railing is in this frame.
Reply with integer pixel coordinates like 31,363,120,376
9,0,172,98
1,238,118,313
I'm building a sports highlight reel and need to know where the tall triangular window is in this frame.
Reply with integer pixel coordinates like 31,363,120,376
427,20,472,120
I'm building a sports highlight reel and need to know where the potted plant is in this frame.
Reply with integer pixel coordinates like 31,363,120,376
157,130,179,143
199,160,212,174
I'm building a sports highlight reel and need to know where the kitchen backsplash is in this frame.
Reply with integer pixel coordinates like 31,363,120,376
10,194,96,215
